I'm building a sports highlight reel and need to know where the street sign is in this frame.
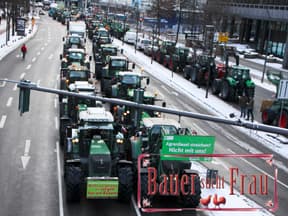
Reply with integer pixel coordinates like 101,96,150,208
277,80,288,99
161,135,215,162
16,17,26,36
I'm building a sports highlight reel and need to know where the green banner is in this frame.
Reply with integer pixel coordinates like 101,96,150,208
86,179,119,199
161,135,215,162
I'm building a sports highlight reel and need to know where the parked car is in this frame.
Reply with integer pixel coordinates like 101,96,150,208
135,38,151,51
123,31,137,44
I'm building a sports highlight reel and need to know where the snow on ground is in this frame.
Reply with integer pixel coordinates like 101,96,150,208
0,16,38,61
113,39,288,162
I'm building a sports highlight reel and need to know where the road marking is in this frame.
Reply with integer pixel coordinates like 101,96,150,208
21,140,31,169
6,97,13,107
227,148,288,189
44,43,48,46
0,78,7,87
160,85,170,93
13,84,17,91
171,91,179,96
16,54,20,58
41,47,44,51
48,54,53,60
56,74,60,81
37,80,41,86
54,98,57,109
26,64,31,70
32,57,36,62
191,123,208,135
20,73,26,79
55,116,58,130
37,52,41,56
56,141,64,216
0,115,7,128
131,195,141,216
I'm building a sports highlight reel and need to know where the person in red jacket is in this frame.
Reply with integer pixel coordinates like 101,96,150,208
21,44,27,59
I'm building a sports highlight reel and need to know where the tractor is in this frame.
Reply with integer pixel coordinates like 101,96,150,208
261,70,288,128
60,48,92,70
63,106,134,202
62,35,85,56
101,56,135,97
153,40,176,65
211,53,255,101
163,46,190,73
129,117,208,208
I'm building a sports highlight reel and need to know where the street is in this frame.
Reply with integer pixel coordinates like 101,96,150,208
0,14,287,216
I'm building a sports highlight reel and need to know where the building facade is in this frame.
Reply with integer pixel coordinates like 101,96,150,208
206,0,288,69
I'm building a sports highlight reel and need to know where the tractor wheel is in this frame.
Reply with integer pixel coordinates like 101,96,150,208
118,166,134,202
221,80,234,101
65,166,82,202
278,110,288,128
180,174,201,207
191,68,198,84
262,109,275,125
183,66,191,80
212,79,221,95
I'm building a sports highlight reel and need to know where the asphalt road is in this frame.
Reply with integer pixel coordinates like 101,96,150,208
0,14,287,216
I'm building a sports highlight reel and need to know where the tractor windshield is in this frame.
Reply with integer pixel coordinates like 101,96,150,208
69,37,81,44
103,48,117,56
68,52,84,60
111,59,127,70
121,75,140,85
69,71,88,81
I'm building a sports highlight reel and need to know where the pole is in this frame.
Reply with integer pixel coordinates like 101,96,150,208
135,4,139,53
261,22,272,83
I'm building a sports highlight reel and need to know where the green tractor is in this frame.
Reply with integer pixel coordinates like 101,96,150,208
60,48,92,70
94,44,120,80
153,40,176,65
101,56,135,97
211,54,255,101
261,70,288,128
62,35,85,56
163,46,190,73
129,117,210,208
63,106,134,202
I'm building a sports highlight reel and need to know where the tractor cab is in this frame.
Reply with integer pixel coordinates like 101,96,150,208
61,48,91,70
63,35,85,55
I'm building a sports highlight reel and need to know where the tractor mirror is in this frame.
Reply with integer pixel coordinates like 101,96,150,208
120,49,123,54
66,126,72,137
84,38,86,43
62,37,65,42
162,102,166,107
60,54,63,60
132,63,135,69
89,56,92,61
146,78,150,85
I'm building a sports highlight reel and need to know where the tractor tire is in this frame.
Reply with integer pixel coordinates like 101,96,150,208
262,109,276,125
191,68,198,84
278,110,288,128
180,174,201,207
212,79,221,95
221,80,234,101
65,166,82,202
118,166,134,202
183,66,191,80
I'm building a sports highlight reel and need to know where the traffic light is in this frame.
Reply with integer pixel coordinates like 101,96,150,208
18,80,31,115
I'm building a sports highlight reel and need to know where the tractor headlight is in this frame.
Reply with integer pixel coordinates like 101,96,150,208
116,139,124,144
72,138,79,144
66,79,69,84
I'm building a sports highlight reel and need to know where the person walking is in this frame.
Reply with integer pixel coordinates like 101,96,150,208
246,97,254,122
238,95,248,118
21,43,27,59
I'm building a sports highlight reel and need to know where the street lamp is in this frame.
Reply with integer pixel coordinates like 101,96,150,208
261,21,272,83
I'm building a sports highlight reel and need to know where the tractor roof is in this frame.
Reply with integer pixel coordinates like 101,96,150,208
73,81,95,91
79,107,114,123
67,48,85,53
119,71,141,77
109,56,127,60
142,117,180,129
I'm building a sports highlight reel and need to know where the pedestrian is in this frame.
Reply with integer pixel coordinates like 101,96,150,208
21,43,27,59
246,97,254,122
238,95,248,118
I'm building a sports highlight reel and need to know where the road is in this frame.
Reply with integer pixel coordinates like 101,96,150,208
0,14,287,216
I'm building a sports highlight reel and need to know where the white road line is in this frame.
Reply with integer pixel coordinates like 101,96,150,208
56,141,64,216
191,123,208,135
32,57,36,62
41,47,44,51
37,52,41,56
131,195,141,216
0,78,7,87
55,117,58,130
26,64,31,70
37,80,41,86
227,148,288,189
54,98,57,109
13,84,17,91
20,73,26,79
24,140,31,156
6,97,13,107
44,43,48,46
171,91,179,96
16,54,20,58
56,74,60,81
48,54,53,60
160,85,170,93
0,115,7,128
